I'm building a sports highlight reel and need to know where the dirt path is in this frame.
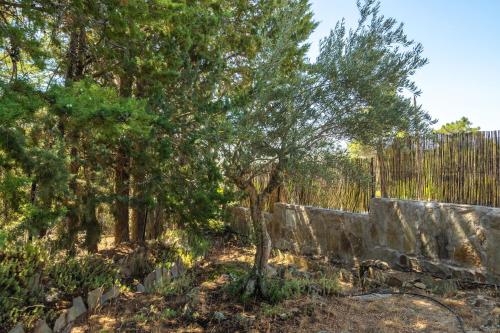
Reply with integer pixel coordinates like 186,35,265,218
71,237,499,332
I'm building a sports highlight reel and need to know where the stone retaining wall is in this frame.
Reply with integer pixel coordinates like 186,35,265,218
227,198,500,283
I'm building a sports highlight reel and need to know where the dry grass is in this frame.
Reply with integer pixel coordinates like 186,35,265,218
71,236,495,333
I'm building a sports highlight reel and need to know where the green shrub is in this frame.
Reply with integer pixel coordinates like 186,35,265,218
155,274,193,297
0,241,47,330
48,254,118,297
161,229,210,266
146,240,178,268
227,271,340,304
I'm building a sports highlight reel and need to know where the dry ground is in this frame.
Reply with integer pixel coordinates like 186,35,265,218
71,235,499,333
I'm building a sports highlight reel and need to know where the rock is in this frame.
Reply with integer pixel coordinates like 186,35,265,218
385,275,403,288
491,307,500,316
67,296,87,322
100,285,120,305
87,287,104,311
8,323,24,333
154,267,163,281
144,270,157,292
266,265,278,277
45,288,61,303
236,313,256,326
414,282,426,289
420,260,451,279
213,311,226,321
175,258,186,274
244,278,256,295
33,319,52,333
53,312,67,332
136,283,146,293
398,254,410,268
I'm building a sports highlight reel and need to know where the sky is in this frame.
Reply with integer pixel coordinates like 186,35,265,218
307,0,500,130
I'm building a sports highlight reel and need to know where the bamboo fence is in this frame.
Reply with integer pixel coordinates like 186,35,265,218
374,131,500,207
246,159,372,213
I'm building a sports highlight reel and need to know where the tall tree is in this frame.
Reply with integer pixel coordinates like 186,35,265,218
221,0,432,297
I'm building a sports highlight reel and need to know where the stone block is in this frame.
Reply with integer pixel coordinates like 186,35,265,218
100,285,120,305
53,312,67,332
8,324,24,333
33,320,52,333
67,296,87,322
87,287,104,311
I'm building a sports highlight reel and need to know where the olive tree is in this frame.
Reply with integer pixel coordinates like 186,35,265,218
221,0,430,297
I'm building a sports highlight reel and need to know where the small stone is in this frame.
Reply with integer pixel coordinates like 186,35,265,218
236,313,256,326
33,319,52,333
136,283,146,293
8,323,24,333
213,311,226,321
154,267,163,281
67,296,87,322
45,288,61,303
100,285,120,305
87,287,104,311
244,279,256,295
53,312,67,332
279,312,289,320
414,282,426,289
144,270,156,292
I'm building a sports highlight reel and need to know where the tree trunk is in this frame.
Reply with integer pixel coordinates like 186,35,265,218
245,189,272,297
113,73,134,244
377,145,387,198
131,159,147,244
66,144,81,254
114,143,130,244
83,193,99,253
147,202,164,240
62,24,87,253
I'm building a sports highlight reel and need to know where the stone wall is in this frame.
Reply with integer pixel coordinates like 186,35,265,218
226,198,500,284
368,198,500,283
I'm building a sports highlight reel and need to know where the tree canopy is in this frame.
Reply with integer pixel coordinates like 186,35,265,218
1,0,432,302
435,116,480,135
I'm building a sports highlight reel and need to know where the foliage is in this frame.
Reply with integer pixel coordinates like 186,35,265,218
0,241,47,330
227,270,340,304
155,274,194,297
48,254,118,297
435,116,480,135
161,229,211,267
220,0,432,295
